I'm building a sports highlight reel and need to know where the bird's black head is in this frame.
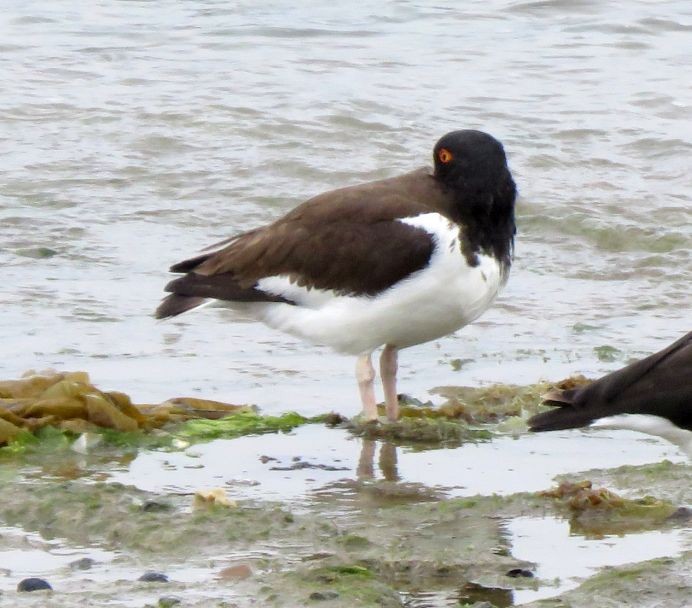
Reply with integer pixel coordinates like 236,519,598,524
432,130,517,268
433,130,511,196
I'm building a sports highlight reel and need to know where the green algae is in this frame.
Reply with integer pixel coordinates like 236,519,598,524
431,381,552,422
528,552,692,607
0,370,256,447
560,460,692,504
1,372,688,607
0,479,300,553
176,411,310,441
0,459,687,608
347,416,492,446
1,371,598,455
286,563,401,607
593,344,623,362
340,377,592,446
0,425,75,456
0,408,316,457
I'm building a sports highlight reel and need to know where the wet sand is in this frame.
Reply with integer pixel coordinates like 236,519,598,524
1,408,689,607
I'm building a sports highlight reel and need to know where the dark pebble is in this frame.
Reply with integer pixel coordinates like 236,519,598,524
142,500,172,513
666,506,692,521
69,557,96,570
322,412,348,426
506,568,534,578
309,590,340,601
139,571,169,583
17,577,52,592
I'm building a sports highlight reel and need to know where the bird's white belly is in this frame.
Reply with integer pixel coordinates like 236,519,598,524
245,213,506,355
591,414,692,458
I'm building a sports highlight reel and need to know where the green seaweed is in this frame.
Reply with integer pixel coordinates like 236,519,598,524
286,563,401,607
176,411,310,441
594,344,622,362
347,416,492,446
0,425,74,456
0,411,315,457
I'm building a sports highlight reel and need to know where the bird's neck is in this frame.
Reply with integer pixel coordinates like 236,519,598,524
449,180,516,271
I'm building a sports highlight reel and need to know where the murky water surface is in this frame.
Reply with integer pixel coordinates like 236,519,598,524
2,0,690,412
110,425,684,502
1,1,690,606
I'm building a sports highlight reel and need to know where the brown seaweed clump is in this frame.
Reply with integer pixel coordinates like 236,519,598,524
341,376,593,443
541,480,626,510
540,480,678,536
431,375,591,424
0,370,248,445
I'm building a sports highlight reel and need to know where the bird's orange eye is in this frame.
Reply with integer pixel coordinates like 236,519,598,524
438,148,453,163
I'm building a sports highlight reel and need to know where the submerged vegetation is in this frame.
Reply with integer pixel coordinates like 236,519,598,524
0,371,312,454
0,369,595,456
0,369,689,607
539,479,679,535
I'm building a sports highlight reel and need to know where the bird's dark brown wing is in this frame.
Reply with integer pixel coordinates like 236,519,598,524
157,169,451,318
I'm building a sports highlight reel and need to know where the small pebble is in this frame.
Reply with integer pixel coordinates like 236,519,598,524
506,568,534,578
139,571,169,583
17,577,52,592
309,590,340,601
218,564,252,580
69,557,96,570
158,596,182,608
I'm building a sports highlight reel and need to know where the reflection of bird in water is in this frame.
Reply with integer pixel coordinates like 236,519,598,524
357,439,399,482
156,130,516,422
529,331,692,457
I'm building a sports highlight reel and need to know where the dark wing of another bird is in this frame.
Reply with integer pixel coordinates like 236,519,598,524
529,331,692,431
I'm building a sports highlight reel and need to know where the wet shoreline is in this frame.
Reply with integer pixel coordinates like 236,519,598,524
1,373,689,607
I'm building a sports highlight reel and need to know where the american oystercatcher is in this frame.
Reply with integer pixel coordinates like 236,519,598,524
529,331,692,457
156,130,517,421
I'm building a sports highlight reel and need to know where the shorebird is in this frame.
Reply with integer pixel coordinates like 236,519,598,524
529,331,692,457
157,130,517,421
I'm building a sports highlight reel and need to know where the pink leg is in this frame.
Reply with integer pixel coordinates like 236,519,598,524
356,352,378,421
380,345,399,421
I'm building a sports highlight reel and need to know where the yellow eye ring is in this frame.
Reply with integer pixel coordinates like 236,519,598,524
438,148,453,163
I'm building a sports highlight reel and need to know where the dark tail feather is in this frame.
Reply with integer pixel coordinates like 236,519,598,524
170,253,213,273
156,294,207,319
163,272,294,305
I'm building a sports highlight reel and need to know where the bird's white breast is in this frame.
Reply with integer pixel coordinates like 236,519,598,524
247,212,506,355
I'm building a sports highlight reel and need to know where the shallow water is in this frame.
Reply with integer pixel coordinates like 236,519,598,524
509,516,690,604
110,424,685,503
0,430,687,605
1,0,690,415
